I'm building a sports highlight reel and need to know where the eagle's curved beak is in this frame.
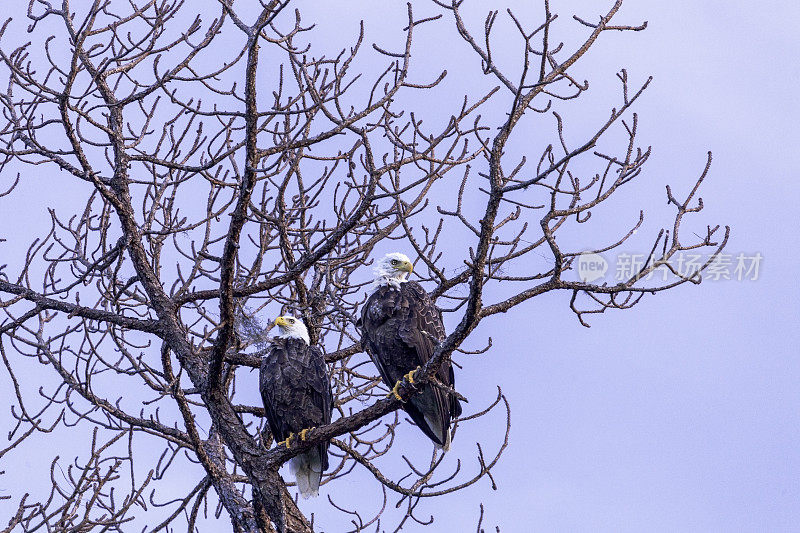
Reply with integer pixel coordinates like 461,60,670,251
398,260,413,274
274,316,288,328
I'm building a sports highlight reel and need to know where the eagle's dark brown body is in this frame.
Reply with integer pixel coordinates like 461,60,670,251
259,336,332,497
360,281,461,448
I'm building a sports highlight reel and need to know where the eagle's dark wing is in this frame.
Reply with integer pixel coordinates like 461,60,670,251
360,281,461,447
360,285,406,386
398,282,462,420
260,340,293,443
396,283,448,376
306,344,333,471
259,337,333,497
259,339,332,466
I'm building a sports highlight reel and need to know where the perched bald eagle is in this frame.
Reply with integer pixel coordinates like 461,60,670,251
360,253,462,450
260,316,333,498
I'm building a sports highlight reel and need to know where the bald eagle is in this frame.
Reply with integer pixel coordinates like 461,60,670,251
360,253,462,450
260,316,333,498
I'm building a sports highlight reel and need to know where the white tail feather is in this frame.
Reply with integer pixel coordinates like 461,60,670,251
432,427,452,452
289,450,323,498
441,428,452,452
423,412,452,452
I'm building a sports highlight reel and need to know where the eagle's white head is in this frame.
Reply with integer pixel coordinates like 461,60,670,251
273,316,310,345
373,252,413,288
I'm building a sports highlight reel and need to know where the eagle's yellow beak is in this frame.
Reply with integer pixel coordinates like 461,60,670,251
398,260,413,273
274,316,289,328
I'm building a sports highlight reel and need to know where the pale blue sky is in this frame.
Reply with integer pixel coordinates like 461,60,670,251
1,1,798,532
300,1,800,531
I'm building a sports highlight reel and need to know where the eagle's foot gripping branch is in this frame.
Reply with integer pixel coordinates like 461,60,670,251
298,427,316,441
387,381,405,401
278,432,296,448
404,366,421,384
387,366,423,401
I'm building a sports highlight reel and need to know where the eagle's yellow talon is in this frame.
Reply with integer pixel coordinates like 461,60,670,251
387,380,404,401
298,427,315,441
404,366,422,384
278,433,295,448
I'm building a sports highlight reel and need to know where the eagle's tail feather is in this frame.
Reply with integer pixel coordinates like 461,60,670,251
422,412,452,452
441,427,452,452
410,387,454,451
289,448,323,498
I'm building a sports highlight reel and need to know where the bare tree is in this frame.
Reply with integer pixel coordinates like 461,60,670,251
0,1,727,532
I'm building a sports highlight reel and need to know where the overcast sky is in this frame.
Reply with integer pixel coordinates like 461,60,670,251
1,1,798,532
296,1,800,531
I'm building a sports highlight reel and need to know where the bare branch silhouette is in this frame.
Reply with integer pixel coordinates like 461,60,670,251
0,1,727,531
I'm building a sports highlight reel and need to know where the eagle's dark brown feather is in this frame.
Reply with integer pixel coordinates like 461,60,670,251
259,337,333,472
360,281,462,447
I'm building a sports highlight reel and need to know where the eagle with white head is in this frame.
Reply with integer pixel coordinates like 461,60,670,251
259,316,332,498
360,253,462,450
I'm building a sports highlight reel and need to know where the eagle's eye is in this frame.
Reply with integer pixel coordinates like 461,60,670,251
288,318,295,323
390,259,399,265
